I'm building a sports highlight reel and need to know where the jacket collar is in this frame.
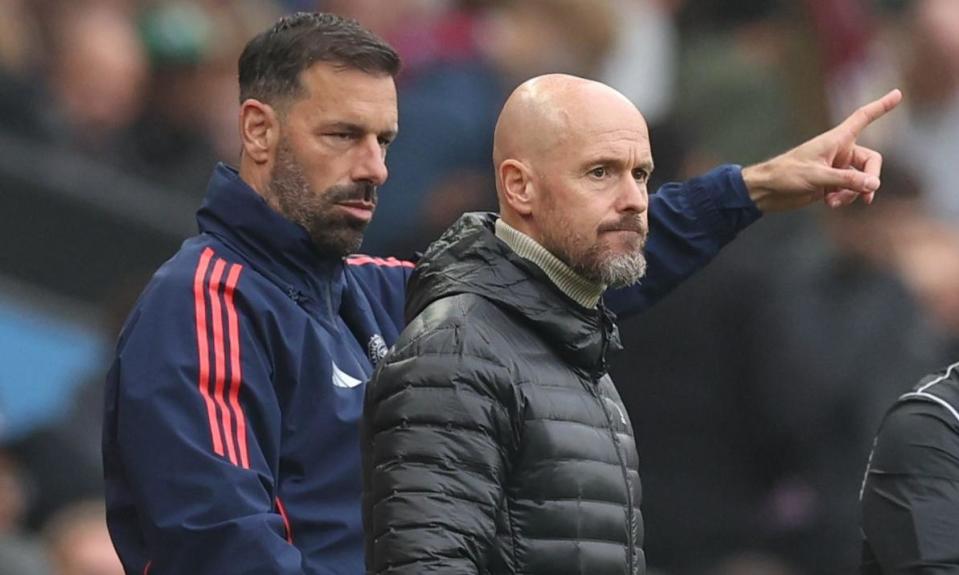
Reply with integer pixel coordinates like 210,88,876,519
196,163,344,309
493,218,604,308
407,212,622,377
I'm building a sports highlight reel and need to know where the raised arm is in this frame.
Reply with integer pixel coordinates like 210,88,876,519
743,89,902,211
606,90,903,318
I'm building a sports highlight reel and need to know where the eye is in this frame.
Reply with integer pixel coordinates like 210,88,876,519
322,131,359,144
632,169,649,182
589,166,608,179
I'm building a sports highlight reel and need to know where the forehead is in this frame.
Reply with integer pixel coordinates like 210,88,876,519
291,62,398,127
562,115,651,164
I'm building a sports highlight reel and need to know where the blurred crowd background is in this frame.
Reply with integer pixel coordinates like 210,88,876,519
1,0,959,573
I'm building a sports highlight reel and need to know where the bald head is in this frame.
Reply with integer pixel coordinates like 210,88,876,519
493,74,646,184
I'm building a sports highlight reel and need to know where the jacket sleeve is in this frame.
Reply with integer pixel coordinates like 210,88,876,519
103,254,303,574
861,399,959,573
604,164,761,319
363,322,520,574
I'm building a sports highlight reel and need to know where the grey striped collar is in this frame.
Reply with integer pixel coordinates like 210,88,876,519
494,218,604,309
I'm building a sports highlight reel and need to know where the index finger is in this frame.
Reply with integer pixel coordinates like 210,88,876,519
839,89,903,137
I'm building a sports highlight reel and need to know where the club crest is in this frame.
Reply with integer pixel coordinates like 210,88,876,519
368,334,388,364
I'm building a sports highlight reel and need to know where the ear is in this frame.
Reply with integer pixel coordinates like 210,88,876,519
239,99,280,165
499,159,535,216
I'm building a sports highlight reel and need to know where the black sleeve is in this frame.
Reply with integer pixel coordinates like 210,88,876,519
861,398,959,574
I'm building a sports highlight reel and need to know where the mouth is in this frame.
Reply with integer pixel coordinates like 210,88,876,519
335,200,376,223
600,217,648,236
602,228,646,239
600,228,647,251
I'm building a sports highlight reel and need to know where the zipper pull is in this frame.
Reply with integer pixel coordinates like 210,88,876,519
286,287,302,303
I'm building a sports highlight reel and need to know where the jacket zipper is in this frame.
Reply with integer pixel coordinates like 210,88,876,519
594,309,635,574
288,285,340,334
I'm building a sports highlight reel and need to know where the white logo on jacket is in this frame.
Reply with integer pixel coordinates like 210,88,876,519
331,361,363,389
368,334,388,364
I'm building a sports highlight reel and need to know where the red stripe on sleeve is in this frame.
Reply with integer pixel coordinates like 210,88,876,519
345,255,375,266
386,256,415,268
193,248,223,456
208,258,238,466
276,497,294,544
224,263,249,469
346,255,414,268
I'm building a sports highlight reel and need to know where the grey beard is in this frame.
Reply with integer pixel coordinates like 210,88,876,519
568,231,647,289
592,250,647,288
543,234,648,289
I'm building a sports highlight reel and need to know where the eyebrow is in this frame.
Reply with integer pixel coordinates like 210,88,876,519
323,121,398,141
583,156,655,173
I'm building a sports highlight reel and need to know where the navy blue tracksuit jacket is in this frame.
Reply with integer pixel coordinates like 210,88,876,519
103,162,759,574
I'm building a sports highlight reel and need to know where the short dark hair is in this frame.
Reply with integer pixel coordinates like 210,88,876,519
238,12,400,105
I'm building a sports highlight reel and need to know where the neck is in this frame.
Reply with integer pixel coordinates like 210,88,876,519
495,218,605,309
238,156,272,200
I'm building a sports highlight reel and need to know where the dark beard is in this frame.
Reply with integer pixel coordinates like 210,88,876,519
267,139,378,257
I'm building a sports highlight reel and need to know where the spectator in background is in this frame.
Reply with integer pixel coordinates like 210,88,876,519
817,158,959,352
674,0,803,172
0,0,37,76
0,452,51,575
886,216,959,348
479,0,617,84
832,0,959,223
126,1,284,196
0,0,45,139
891,0,959,222
2,269,156,533
41,3,148,160
123,1,224,195
601,0,679,126
43,500,122,575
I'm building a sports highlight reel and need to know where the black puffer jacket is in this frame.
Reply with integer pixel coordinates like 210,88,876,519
363,213,644,574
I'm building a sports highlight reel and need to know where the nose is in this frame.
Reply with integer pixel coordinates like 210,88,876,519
352,135,389,186
619,177,649,215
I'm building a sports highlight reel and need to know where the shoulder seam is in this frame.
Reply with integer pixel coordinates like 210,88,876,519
916,360,959,393
898,391,959,426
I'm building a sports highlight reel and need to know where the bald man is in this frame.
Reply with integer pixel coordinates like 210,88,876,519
362,75,900,575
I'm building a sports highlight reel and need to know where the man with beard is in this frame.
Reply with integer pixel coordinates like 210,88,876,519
103,14,404,575
362,75,901,575
103,12,898,575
